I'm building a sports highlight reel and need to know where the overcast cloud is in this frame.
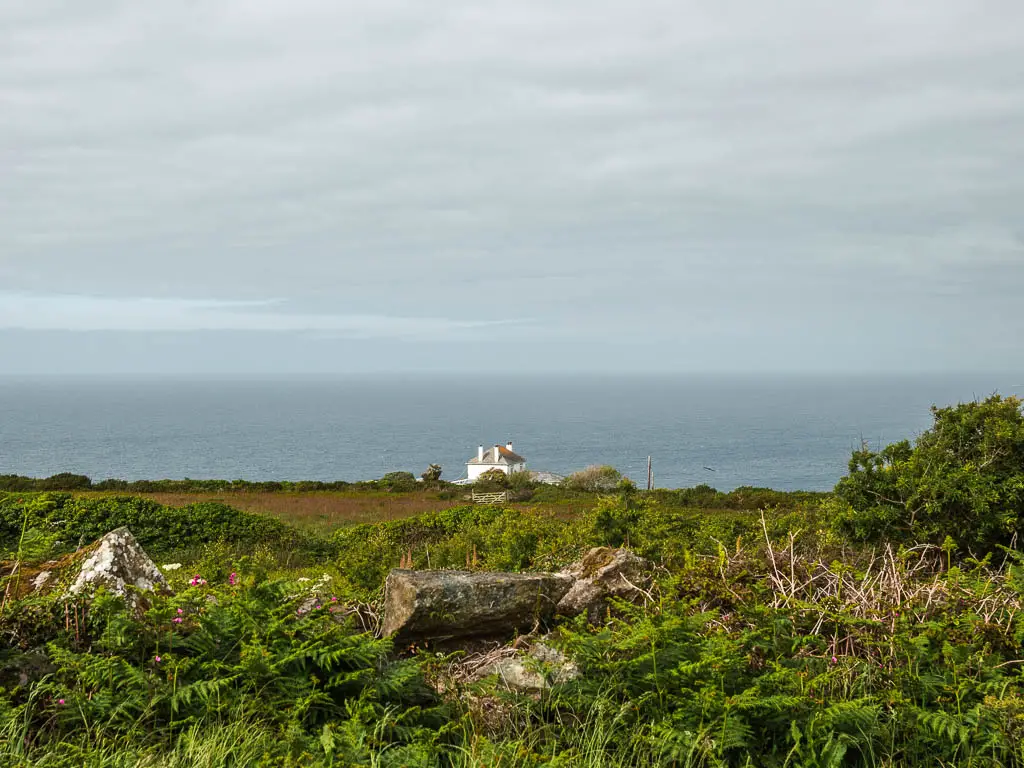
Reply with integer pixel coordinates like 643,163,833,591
2,0,1023,374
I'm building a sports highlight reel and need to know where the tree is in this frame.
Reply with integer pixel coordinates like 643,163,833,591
833,395,1024,554
421,464,443,483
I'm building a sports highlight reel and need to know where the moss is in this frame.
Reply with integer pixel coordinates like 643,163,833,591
0,544,95,602
577,546,615,578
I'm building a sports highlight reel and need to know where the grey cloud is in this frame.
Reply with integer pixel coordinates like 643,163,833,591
1,0,1023,372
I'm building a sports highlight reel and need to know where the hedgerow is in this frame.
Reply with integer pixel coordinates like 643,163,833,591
0,493,334,561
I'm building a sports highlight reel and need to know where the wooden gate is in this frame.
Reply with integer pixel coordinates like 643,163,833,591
472,491,508,504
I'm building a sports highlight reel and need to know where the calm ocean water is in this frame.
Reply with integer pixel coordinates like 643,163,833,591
0,375,1021,491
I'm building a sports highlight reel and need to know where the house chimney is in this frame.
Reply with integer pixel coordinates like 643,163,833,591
478,445,484,462
495,444,502,460
506,441,513,451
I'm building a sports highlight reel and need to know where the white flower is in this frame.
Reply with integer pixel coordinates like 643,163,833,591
297,577,311,583
162,563,182,571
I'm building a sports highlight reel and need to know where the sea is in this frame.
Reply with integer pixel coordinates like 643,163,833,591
0,374,1021,492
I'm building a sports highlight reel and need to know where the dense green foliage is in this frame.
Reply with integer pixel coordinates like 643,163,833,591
834,395,1024,554
2,397,1024,765
0,493,333,562
1,576,447,766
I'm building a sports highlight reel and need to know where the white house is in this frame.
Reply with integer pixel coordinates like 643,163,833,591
466,441,526,481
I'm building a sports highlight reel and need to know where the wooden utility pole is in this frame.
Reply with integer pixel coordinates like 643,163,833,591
646,456,653,491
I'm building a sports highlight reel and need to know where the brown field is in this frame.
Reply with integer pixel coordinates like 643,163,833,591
78,491,459,531
75,490,591,533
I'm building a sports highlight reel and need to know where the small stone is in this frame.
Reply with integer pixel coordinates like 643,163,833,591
490,643,580,692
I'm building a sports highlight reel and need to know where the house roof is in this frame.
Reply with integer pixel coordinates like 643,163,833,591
467,446,526,465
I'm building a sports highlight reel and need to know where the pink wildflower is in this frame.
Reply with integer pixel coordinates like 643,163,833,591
173,617,183,624
331,596,338,603
831,656,838,664
155,656,162,663
58,699,65,705
228,572,237,586
177,608,183,615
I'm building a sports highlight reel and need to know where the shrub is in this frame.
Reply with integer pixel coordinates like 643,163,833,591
505,468,537,502
586,479,647,547
420,464,443,483
377,472,418,492
473,468,510,491
563,465,623,492
834,394,1024,553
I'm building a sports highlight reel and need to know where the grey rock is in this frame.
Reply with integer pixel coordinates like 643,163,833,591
382,569,573,641
557,547,654,622
68,527,169,608
490,642,580,692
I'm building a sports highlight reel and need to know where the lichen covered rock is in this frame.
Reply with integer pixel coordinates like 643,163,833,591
557,547,654,622
68,527,169,606
382,569,573,642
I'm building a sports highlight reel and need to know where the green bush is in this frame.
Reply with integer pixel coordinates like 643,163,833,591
0,493,334,561
376,472,419,492
562,465,622,492
834,394,1024,553
472,468,510,491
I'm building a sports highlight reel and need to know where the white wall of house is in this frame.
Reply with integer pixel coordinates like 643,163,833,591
468,462,497,481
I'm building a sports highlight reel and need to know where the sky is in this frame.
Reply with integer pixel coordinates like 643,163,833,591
2,0,1023,375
